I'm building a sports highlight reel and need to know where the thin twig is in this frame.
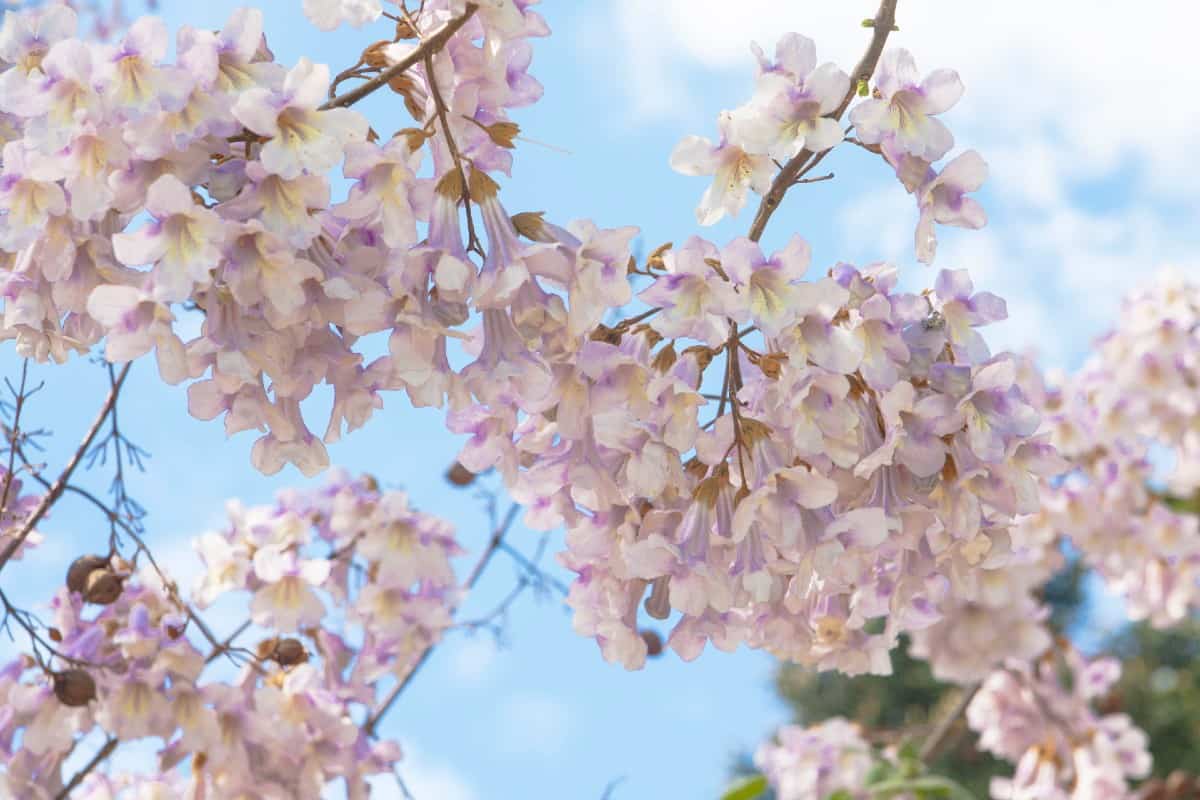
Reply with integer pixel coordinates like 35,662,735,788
792,172,834,185
745,0,899,243
0,363,131,576
918,681,979,762
423,50,484,255
55,737,117,800
319,4,478,111
0,360,31,516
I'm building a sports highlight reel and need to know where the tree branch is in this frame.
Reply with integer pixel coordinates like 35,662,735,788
319,5,478,111
745,0,899,243
55,737,117,800
0,363,131,576
918,681,979,762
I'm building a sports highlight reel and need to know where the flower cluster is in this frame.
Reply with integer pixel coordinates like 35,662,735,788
967,648,1152,800
0,472,462,798
754,717,875,800
670,34,985,264
908,530,1055,685
1034,271,1200,626
1,1,1057,685
437,28,1052,674
907,358,1062,684
458,228,1057,670
0,0,565,476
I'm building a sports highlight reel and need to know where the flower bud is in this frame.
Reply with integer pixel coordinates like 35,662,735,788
483,121,519,149
83,569,123,605
511,211,551,242
66,555,110,594
446,462,476,487
53,669,97,707
639,629,664,657
271,638,309,667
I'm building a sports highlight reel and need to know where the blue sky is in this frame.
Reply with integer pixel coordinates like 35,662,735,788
4,1,1200,798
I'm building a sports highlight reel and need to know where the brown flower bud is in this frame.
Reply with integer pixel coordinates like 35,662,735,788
468,169,500,202
511,211,551,242
446,462,476,487
758,352,786,379
651,344,677,373
645,242,673,270
435,168,465,202
361,40,393,69
83,569,122,605
640,629,664,657
48,627,63,643
271,637,309,667
67,555,109,594
681,345,714,372
484,121,520,149
53,669,97,707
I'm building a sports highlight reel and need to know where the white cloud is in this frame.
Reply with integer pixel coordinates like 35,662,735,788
606,1,1200,194
372,744,478,800
496,692,570,756
447,634,499,686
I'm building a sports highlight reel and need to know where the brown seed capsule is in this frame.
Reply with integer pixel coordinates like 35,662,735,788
53,669,96,707
271,638,309,667
640,629,664,658
66,555,109,594
83,569,122,605
446,462,476,487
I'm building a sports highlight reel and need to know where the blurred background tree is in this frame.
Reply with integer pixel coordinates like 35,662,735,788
731,556,1200,797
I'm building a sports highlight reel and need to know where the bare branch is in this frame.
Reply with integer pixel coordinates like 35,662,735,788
0,363,132,577
319,5,478,111
55,737,117,800
918,681,979,762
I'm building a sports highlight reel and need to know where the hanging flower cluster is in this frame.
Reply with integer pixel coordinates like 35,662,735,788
906,356,1062,684
0,0,572,477
1,0,1056,681
1033,271,1200,626
444,21,1055,672
967,648,1152,800
0,471,462,798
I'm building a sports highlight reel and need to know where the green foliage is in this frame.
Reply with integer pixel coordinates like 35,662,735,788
720,775,768,800
755,553,1200,794
774,636,1005,797
1106,617,1200,776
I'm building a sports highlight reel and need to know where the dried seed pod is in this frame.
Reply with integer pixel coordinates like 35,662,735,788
83,569,122,605
66,555,109,594
640,629,664,658
271,638,308,667
53,669,96,707
446,462,476,487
